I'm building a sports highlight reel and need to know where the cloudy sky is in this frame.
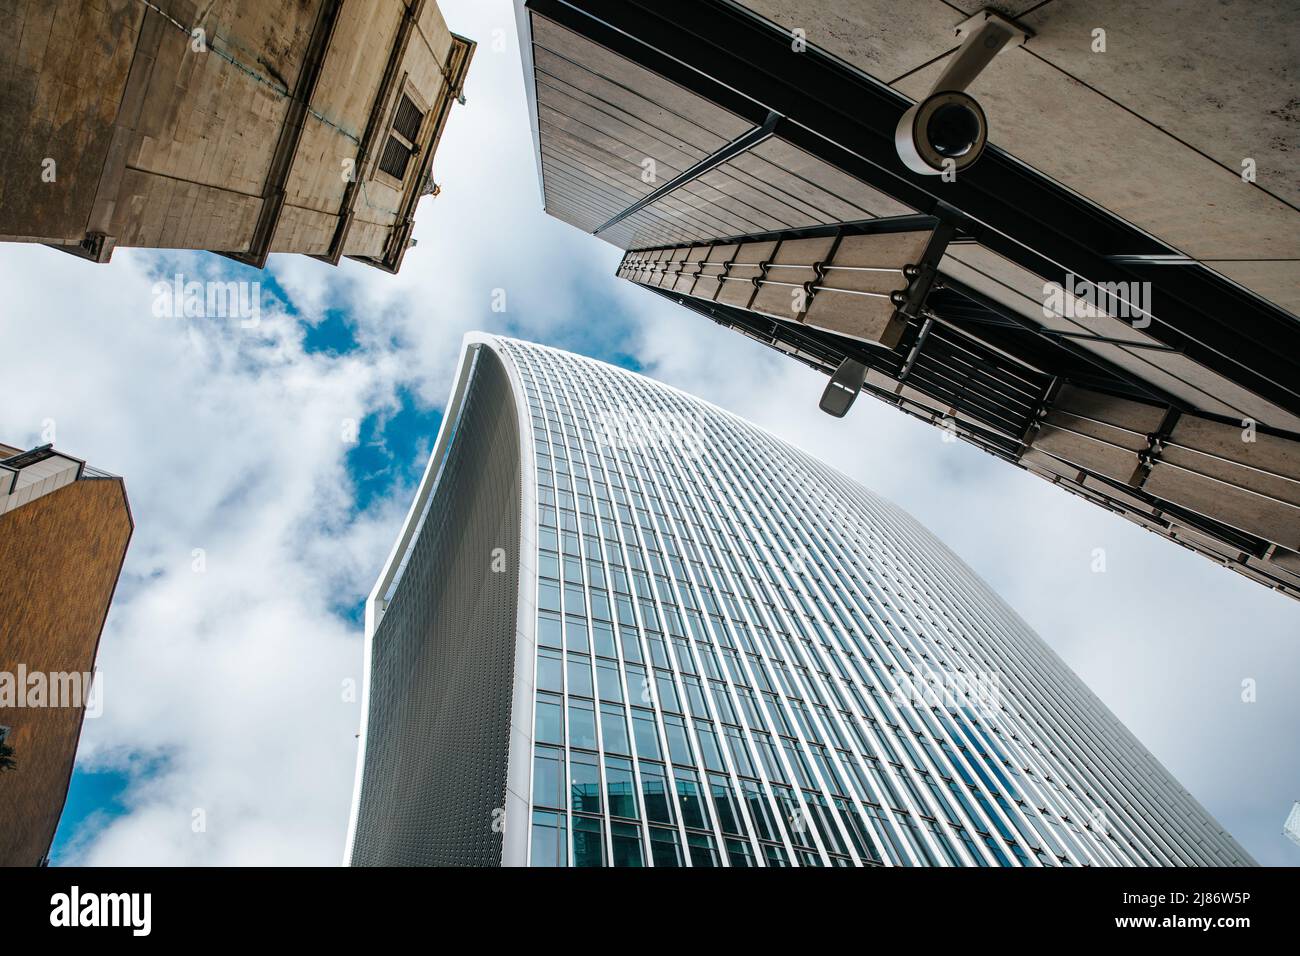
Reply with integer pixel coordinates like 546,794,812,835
3,0,1295,866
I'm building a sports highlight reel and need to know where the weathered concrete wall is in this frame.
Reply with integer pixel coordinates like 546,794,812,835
0,0,472,270
0,0,141,243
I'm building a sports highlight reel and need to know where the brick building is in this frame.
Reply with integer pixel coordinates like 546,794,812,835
0,443,132,866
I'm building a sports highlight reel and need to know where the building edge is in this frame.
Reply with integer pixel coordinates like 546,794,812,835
344,332,539,866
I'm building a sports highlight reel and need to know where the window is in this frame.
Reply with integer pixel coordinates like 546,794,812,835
572,816,604,867
532,746,565,810
596,660,623,702
639,762,673,824
606,757,638,819
535,694,563,746
531,811,566,867
631,708,660,760
600,704,630,755
568,699,597,750
726,838,756,867
610,822,644,867
377,93,424,181
536,648,563,694
648,826,682,867
571,752,602,813
687,832,719,867
567,655,593,698
675,768,710,830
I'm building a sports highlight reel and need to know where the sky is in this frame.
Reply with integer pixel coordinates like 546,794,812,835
1,0,1295,867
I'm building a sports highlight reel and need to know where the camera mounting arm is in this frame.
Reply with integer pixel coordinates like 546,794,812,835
895,10,1031,176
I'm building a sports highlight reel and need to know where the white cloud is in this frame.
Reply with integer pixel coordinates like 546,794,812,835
0,244,418,865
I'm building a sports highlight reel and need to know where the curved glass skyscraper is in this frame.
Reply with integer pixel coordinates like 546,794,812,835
346,333,1251,867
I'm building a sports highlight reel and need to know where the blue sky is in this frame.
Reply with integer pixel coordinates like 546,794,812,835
4,0,1295,867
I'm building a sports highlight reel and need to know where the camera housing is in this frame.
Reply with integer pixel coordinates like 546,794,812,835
892,10,1029,177
895,91,988,176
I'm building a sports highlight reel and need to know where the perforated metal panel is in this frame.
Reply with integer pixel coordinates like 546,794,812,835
350,349,522,866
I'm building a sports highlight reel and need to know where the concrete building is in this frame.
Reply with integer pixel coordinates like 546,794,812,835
0,0,474,272
0,443,132,867
345,334,1251,866
515,0,1300,599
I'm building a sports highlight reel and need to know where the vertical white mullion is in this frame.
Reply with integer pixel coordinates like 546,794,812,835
613,413,736,865
607,372,807,866
686,412,934,867
665,410,872,867
819,459,1167,865
771,457,1034,866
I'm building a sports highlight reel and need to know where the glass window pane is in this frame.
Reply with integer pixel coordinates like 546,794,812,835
571,751,602,813
763,843,791,867
649,826,682,867
535,695,563,746
600,703,631,754
742,779,778,842
592,620,617,657
605,756,638,819
620,627,642,663
639,762,674,824
572,816,604,867
687,832,719,867
538,552,559,579
655,672,680,712
538,582,561,613
566,616,590,654
530,810,566,867
695,722,725,772
675,768,710,831
568,699,597,750
597,660,623,702
726,838,756,867
537,612,562,649
709,773,746,835
567,655,593,698
664,715,694,766
532,746,565,810
611,822,644,867
536,648,563,693
631,708,660,760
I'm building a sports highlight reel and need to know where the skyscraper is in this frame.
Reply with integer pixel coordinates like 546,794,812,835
514,0,1300,599
0,442,132,866
0,0,473,272
346,334,1250,867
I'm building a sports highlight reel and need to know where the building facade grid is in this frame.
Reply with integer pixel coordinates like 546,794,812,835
487,337,1249,868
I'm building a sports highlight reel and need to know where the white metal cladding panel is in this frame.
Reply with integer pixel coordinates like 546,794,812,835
349,348,522,866
489,336,1252,868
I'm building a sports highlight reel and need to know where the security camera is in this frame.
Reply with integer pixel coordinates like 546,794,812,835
895,10,1029,176
895,91,987,176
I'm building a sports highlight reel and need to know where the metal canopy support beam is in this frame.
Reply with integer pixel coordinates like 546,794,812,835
527,0,1300,420
595,110,781,235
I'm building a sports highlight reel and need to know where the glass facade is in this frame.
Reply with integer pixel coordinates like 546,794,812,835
494,337,1249,868
350,334,1252,867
